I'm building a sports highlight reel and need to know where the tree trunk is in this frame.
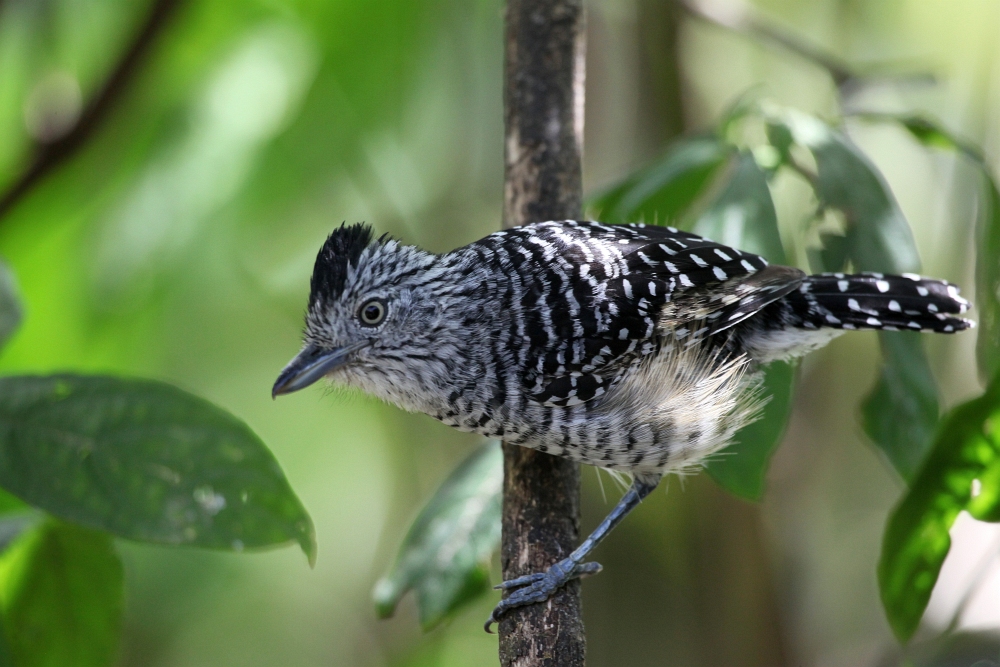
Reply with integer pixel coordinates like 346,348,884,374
499,1,587,666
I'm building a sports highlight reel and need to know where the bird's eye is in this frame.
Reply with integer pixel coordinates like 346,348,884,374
359,299,387,326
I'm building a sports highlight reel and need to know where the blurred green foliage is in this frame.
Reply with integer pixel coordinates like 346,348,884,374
374,442,501,631
0,0,998,665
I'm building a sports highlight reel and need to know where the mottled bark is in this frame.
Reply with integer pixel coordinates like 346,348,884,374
499,1,587,665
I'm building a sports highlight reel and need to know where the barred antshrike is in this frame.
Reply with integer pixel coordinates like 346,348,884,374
273,220,972,630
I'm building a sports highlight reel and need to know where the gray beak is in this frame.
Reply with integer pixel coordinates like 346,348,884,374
272,342,364,398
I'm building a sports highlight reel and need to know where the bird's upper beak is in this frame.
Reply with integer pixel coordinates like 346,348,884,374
272,342,365,398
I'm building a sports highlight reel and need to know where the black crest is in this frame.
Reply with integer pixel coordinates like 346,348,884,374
309,223,374,306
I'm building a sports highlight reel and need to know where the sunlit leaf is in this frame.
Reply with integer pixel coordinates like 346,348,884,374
807,232,850,274
861,333,940,483
878,372,1000,641
0,260,21,353
705,361,795,500
768,108,938,478
0,520,123,667
588,134,732,224
373,441,502,631
0,375,315,563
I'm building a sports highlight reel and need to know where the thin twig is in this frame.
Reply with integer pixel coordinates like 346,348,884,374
677,0,934,98
0,0,181,221
678,0,854,88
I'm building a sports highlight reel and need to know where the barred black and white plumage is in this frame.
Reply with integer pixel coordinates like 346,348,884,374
273,219,972,627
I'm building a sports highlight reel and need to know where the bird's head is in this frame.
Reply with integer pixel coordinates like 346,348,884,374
272,223,441,398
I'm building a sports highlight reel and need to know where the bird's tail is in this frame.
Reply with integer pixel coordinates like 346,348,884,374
788,272,973,333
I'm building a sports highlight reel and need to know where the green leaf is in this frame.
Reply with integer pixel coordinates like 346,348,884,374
768,109,921,275
0,375,315,563
589,134,732,224
851,113,1000,381
691,150,786,264
705,361,795,500
861,333,940,482
878,372,1000,641
373,441,502,631
0,520,123,667
0,261,22,353
768,108,938,478
690,150,794,500
0,612,12,667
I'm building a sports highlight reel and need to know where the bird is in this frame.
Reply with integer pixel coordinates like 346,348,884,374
272,219,972,631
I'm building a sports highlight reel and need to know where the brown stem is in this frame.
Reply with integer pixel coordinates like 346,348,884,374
499,0,587,665
0,0,181,221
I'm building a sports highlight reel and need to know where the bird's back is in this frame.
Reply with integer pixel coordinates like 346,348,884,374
433,220,970,475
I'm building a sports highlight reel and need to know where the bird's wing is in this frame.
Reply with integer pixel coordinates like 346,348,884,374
514,221,802,407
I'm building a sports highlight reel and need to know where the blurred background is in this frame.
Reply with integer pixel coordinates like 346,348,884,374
0,0,998,665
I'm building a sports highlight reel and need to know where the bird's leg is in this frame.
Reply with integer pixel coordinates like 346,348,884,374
485,475,660,632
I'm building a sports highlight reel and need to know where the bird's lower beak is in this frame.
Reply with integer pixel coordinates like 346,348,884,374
272,342,365,397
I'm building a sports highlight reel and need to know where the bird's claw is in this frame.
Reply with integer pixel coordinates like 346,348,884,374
484,560,602,632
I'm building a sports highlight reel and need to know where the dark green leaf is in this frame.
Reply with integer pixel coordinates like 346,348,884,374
0,261,22,353
851,113,1000,382
769,109,938,478
975,174,1000,382
705,361,795,500
589,135,733,224
0,375,315,562
0,520,123,667
692,151,793,500
373,441,502,631
768,109,921,275
861,333,940,482
691,150,786,263
807,232,850,274
878,372,1000,641
0,611,11,667
0,490,26,517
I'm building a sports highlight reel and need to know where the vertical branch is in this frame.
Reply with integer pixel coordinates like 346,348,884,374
500,1,587,665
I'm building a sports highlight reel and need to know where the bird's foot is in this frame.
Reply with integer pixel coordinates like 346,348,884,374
484,559,601,632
